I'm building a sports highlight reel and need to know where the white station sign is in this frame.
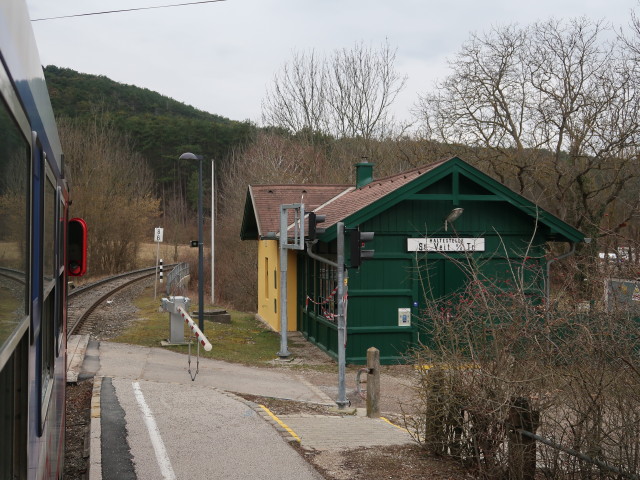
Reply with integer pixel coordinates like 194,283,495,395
407,237,485,252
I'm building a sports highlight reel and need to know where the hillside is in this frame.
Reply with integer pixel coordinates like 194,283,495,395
43,66,256,186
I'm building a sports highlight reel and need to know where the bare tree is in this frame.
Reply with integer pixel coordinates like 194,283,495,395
262,50,330,137
59,115,160,275
417,18,640,241
262,40,407,141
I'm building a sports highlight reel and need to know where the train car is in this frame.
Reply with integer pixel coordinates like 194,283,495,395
0,1,86,479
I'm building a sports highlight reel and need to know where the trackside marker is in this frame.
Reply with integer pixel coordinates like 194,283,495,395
132,382,176,480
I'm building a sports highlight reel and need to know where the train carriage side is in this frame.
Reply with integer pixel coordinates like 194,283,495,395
0,1,83,479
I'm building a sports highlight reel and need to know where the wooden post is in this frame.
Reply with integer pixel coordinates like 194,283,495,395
366,347,380,418
508,397,540,480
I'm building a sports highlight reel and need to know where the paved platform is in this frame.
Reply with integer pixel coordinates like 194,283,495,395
74,341,414,479
276,413,413,450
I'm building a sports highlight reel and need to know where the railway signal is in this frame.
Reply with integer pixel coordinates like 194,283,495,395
308,212,326,241
349,228,375,268
68,218,87,276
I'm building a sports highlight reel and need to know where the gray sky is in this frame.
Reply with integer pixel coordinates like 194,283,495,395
27,0,638,125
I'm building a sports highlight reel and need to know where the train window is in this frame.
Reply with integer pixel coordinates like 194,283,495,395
40,168,56,426
43,175,55,284
56,193,66,354
0,95,30,357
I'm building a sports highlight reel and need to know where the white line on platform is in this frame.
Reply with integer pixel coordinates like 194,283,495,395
132,381,176,480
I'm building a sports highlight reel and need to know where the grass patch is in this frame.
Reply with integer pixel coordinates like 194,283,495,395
111,284,282,365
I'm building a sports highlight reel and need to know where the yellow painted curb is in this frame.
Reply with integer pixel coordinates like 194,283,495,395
381,416,410,433
258,404,301,443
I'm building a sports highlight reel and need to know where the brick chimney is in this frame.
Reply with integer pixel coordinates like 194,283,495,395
356,160,374,188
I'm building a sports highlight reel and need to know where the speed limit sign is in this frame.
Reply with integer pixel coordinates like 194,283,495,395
154,227,164,243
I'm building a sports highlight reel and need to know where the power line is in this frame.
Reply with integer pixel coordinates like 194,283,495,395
31,0,226,22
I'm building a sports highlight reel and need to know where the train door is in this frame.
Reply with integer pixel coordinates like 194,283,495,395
39,159,57,431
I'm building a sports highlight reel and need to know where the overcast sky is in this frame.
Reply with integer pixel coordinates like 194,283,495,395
26,0,638,125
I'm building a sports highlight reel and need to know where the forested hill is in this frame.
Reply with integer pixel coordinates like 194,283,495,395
43,65,256,186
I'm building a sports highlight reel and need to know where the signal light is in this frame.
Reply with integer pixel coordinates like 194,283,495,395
349,229,375,268
68,218,87,276
308,212,326,241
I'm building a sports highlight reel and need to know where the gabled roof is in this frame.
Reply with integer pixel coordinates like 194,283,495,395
240,184,349,240
240,157,585,244
315,159,448,232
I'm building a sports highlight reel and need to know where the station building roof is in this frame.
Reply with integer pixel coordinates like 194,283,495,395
240,156,585,244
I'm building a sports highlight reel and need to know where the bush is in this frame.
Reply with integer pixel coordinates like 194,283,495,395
405,257,640,479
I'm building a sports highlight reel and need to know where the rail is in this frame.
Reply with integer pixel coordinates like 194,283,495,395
516,428,639,480
69,264,177,298
68,265,178,336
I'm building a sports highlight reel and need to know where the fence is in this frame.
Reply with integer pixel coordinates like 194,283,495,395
165,262,190,295
426,393,639,480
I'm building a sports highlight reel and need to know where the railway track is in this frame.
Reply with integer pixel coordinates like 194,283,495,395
68,265,176,337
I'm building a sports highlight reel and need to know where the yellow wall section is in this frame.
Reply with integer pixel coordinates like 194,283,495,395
256,240,297,331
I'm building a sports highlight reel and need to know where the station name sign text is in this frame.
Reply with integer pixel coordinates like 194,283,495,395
407,237,485,252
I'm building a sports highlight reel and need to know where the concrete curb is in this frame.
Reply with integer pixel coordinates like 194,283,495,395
212,388,303,444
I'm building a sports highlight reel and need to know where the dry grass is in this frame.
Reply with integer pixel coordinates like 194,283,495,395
112,283,282,365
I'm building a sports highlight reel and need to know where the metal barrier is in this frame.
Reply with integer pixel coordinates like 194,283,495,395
165,262,190,295
176,305,212,351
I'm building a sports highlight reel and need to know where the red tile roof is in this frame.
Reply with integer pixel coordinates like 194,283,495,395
247,159,449,237
315,160,447,229
249,184,349,237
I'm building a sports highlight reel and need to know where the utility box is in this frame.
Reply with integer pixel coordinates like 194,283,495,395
161,296,191,345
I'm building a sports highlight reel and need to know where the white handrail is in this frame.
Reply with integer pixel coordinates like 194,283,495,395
177,306,212,351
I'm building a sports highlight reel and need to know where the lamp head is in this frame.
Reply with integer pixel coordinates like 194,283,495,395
446,208,464,223
179,152,202,160
444,208,464,231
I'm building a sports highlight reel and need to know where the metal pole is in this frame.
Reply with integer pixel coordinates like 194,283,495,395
336,222,348,409
278,205,290,358
154,235,160,299
211,159,215,305
198,156,204,333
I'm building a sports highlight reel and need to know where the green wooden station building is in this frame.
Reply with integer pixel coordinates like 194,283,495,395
241,157,586,364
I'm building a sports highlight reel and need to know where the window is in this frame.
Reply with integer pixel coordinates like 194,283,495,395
40,169,57,426
264,257,269,299
0,94,29,357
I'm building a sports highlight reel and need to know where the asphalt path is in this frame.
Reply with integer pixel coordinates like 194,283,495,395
93,342,328,479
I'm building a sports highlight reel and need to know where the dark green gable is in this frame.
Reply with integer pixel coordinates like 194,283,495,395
299,157,585,364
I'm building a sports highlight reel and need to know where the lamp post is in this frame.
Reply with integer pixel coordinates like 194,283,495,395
179,152,205,333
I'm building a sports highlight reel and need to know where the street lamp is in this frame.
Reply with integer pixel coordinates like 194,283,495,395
179,152,205,333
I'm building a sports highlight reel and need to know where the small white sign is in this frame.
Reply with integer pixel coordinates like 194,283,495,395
398,308,411,327
154,227,164,243
407,237,485,252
